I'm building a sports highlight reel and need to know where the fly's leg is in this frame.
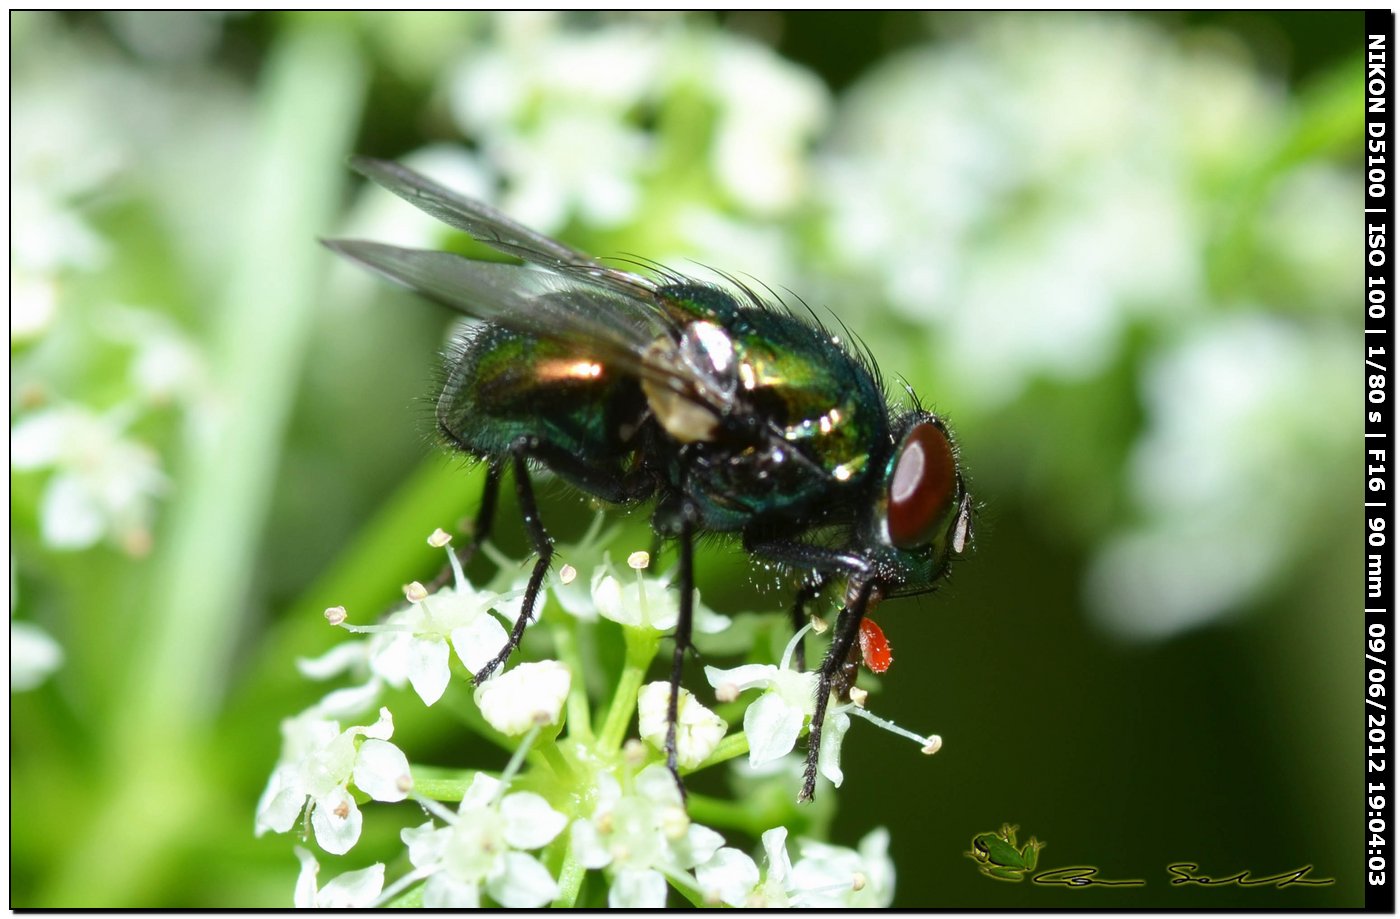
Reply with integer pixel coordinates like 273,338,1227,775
664,514,696,800
474,445,553,683
426,462,502,593
801,578,876,803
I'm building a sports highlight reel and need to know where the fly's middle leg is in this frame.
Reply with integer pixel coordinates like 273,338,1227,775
475,443,553,683
426,461,502,594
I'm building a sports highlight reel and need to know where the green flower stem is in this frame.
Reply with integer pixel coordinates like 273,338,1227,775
408,766,474,802
598,626,660,754
551,621,594,743
688,730,750,774
660,864,708,908
536,736,576,784
550,840,587,908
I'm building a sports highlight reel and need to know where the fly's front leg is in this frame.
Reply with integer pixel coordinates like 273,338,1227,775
426,462,502,593
801,578,876,803
475,443,553,683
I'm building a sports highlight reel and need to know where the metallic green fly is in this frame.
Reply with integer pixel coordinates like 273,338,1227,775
326,157,973,802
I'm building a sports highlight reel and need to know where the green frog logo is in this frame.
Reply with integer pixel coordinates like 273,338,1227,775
967,824,1044,882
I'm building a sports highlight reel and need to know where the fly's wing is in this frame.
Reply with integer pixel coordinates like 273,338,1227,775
323,239,736,414
350,156,653,300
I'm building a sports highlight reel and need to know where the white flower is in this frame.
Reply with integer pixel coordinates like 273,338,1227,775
637,681,726,770
295,640,384,719
335,542,516,706
402,772,566,908
474,660,571,736
10,404,167,553
255,707,412,855
590,555,730,635
11,620,63,691
293,847,385,908
790,827,896,907
703,623,825,769
705,626,937,790
569,763,726,908
697,826,895,908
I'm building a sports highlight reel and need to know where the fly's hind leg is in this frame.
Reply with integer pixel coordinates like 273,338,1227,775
427,461,503,593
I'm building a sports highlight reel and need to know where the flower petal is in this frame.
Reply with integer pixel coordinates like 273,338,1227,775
500,791,567,850
696,847,760,907
311,786,362,855
353,738,412,802
293,846,321,908
704,662,779,695
742,692,804,764
609,867,668,908
422,873,480,909
449,614,510,676
570,818,611,870
406,636,451,706
486,851,559,908
317,862,386,908
255,770,306,836
401,820,449,870
817,710,851,787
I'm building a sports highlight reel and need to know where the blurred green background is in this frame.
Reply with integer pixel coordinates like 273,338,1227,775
10,11,1363,907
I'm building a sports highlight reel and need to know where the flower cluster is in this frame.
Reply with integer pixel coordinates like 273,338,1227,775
257,529,930,907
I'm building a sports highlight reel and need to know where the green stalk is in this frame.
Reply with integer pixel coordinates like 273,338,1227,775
689,730,750,773
43,25,365,908
551,621,594,743
550,842,587,908
597,627,660,754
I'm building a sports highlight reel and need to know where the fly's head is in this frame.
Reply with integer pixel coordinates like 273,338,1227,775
859,411,973,595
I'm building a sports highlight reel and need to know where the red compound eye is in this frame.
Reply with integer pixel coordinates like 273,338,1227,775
887,422,957,549
859,617,893,673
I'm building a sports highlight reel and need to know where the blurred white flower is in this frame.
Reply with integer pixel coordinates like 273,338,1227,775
402,771,566,908
10,404,168,554
255,707,412,855
1087,314,1354,639
696,825,894,908
569,763,725,908
292,847,385,909
818,15,1294,407
474,659,571,735
11,271,59,343
295,641,385,720
590,554,730,634
637,681,727,769
11,620,64,692
699,35,830,215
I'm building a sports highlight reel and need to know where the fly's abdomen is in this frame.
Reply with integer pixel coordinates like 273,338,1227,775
438,324,645,471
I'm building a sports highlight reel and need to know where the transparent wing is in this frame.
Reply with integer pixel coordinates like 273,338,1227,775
323,239,731,408
350,156,656,300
